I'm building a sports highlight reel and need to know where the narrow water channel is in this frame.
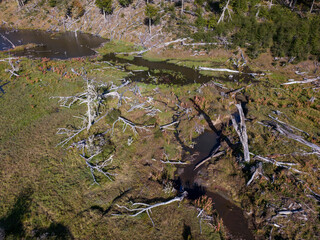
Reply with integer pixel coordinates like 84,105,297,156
176,131,254,240
102,53,254,85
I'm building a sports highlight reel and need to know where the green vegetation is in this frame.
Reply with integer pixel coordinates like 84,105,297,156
118,0,132,8
191,3,320,61
145,3,160,25
95,0,113,14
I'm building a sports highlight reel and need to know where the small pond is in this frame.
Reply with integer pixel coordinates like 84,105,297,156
0,27,106,59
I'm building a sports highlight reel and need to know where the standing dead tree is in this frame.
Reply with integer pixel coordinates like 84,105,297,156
114,192,187,226
217,0,232,24
231,104,250,162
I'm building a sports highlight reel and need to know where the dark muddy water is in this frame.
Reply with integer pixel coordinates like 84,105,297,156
0,28,106,59
102,53,255,85
176,130,254,240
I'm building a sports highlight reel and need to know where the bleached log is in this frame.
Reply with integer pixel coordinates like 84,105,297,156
159,159,188,165
231,104,250,162
198,67,240,74
226,87,245,96
194,145,224,170
281,77,320,85
158,151,187,165
160,120,179,131
197,207,213,234
182,42,218,46
250,153,302,174
54,70,130,133
114,192,187,226
276,208,303,215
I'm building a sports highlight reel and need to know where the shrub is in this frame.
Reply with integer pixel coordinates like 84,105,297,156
95,0,113,14
118,0,132,7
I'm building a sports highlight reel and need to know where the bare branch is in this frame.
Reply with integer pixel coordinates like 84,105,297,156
114,192,187,226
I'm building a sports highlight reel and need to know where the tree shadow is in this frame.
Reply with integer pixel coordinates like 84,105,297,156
0,81,10,98
34,223,74,240
190,98,235,150
0,188,73,239
0,188,33,238
182,224,192,240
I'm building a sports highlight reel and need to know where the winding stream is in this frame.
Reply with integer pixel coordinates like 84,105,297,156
0,28,254,239
176,131,254,240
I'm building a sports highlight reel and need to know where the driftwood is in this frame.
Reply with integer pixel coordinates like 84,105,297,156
114,192,187,226
225,87,245,96
231,104,250,162
53,70,129,135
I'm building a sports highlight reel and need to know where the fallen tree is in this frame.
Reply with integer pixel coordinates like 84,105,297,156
231,104,250,162
281,77,320,85
114,192,188,226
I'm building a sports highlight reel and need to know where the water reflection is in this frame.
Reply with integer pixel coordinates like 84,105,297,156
0,28,106,59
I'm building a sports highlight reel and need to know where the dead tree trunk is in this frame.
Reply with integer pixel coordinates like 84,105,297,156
218,0,231,24
181,0,184,15
310,0,315,13
16,0,24,8
231,104,250,162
